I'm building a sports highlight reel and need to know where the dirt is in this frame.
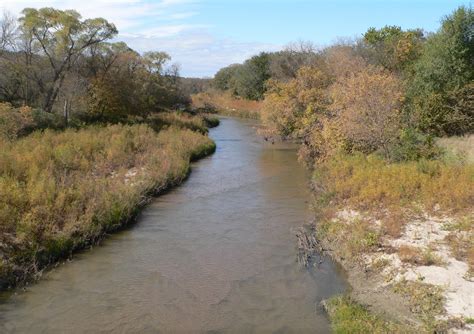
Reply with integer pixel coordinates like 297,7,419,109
318,208,474,333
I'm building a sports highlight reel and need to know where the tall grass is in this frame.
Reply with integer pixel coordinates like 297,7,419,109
438,134,474,163
145,112,210,134
325,296,408,333
0,124,215,288
191,90,262,119
317,153,474,212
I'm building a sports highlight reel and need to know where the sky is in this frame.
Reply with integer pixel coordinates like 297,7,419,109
0,0,471,77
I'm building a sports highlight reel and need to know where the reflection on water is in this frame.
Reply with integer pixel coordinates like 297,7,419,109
0,117,346,333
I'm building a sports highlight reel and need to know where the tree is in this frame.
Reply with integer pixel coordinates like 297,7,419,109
330,66,404,158
0,11,17,53
19,8,117,113
408,6,474,135
213,64,241,92
363,25,424,73
262,66,331,140
233,52,271,100
269,41,320,81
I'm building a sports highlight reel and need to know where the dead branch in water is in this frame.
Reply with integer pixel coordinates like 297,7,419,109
296,225,324,267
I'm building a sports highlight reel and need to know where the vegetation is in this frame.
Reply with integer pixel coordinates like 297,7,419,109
210,6,472,161
325,296,408,334
213,52,271,100
317,153,474,212
393,280,445,326
0,123,215,288
0,7,219,289
191,90,262,119
208,4,474,331
0,8,188,124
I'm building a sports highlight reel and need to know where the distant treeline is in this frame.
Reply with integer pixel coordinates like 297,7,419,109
212,6,473,164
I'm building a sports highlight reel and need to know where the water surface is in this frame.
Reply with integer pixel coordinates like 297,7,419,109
0,117,346,333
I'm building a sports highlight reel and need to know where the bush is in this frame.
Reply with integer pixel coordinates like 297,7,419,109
389,128,441,162
0,103,35,140
0,103,67,140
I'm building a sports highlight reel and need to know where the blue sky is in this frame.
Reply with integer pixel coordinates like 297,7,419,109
0,0,470,77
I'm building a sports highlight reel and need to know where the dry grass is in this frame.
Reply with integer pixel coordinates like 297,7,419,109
0,124,215,288
381,209,408,238
398,245,445,266
318,153,474,213
443,217,474,276
317,215,382,262
438,134,474,163
393,280,445,327
325,295,411,333
144,112,209,134
191,90,262,119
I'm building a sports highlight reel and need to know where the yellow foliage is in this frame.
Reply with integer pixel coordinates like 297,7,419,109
191,90,262,119
319,153,474,211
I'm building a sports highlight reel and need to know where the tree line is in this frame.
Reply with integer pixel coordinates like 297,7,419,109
212,6,473,164
0,7,189,127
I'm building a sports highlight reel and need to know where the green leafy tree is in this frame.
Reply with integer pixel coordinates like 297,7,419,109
408,6,474,135
363,25,424,73
213,64,242,92
233,52,271,100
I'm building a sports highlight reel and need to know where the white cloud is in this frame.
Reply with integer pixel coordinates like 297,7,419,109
139,23,210,38
120,30,281,77
0,0,194,31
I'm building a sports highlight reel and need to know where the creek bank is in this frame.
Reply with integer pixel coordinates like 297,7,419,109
312,193,474,333
0,124,216,291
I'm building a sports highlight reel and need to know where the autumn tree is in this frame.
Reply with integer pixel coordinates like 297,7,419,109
269,41,320,81
19,8,117,113
262,65,331,160
363,25,424,73
330,66,404,158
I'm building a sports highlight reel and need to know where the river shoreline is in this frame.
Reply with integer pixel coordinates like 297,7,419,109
0,117,346,333
313,191,474,333
0,126,216,292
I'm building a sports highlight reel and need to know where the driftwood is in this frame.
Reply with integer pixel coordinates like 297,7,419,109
296,225,324,267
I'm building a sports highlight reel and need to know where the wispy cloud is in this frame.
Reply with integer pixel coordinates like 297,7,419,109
0,0,196,31
120,30,280,77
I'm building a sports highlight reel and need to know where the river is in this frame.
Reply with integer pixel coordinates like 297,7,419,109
0,117,346,333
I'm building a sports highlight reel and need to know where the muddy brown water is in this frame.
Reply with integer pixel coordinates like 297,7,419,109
0,117,346,333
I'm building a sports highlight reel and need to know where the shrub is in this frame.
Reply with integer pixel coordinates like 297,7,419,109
0,103,35,140
389,128,441,162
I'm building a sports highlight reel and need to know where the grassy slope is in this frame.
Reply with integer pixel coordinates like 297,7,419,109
0,123,216,289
